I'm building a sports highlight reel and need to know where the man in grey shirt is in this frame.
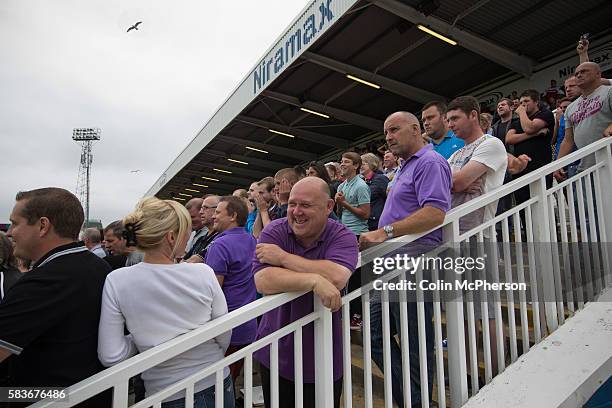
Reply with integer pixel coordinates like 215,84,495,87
554,62,612,180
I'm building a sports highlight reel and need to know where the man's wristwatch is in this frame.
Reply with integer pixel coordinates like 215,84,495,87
383,224,394,239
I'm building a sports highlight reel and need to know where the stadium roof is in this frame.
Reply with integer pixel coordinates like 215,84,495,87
146,0,612,199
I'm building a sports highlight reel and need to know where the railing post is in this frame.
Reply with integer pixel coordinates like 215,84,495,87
443,223,469,407
595,144,612,288
529,177,559,333
313,295,334,408
112,381,129,408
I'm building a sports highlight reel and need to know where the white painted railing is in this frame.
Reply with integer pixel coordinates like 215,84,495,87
31,137,612,408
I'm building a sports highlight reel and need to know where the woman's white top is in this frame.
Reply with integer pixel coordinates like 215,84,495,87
98,262,230,400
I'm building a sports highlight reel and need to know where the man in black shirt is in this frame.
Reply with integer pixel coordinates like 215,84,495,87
0,188,110,407
506,89,555,204
491,98,518,146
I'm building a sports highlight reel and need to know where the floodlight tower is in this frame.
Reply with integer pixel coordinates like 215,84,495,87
73,128,101,225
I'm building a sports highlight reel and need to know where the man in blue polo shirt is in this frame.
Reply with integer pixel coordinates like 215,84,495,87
253,177,358,408
422,100,464,159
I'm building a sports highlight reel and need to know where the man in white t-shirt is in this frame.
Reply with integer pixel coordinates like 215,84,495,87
446,95,508,378
446,96,508,233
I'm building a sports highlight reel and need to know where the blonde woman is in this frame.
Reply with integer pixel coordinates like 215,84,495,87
98,197,233,407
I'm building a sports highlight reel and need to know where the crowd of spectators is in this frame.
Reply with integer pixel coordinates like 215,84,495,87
0,38,610,408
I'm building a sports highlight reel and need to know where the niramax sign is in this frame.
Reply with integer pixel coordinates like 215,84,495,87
251,0,340,95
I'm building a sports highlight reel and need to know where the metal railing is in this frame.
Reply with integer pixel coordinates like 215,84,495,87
32,137,612,408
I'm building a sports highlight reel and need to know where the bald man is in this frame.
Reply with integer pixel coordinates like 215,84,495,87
273,167,301,217
360,111,452,408
360,112,451,246
555,62,612,181
253,177,358,408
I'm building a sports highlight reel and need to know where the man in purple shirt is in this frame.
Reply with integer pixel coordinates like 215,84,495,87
360,111,452,408
253,177,358,408
205,196,257,382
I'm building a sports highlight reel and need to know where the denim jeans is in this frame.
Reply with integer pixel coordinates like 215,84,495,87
369,292,434,408
161,375,235,408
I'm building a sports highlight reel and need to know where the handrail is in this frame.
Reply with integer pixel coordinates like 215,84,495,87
360,137,612,266
30,291,306,407
30,135,612,407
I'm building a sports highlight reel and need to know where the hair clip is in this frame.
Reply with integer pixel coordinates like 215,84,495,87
123,223,138,247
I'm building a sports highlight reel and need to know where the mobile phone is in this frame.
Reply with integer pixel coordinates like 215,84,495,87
580,33,590,44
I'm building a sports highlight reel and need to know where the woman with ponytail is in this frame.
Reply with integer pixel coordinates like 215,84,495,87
97,197,234,407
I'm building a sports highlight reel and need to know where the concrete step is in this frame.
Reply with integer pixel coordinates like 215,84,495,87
349,342,446,407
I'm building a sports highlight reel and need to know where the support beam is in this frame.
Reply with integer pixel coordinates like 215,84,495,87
236,115,349,149
182,169,257,188
163,170,261,195
302,51,445,104
217,134,318,161
161,178,235,195
190,160,271,180
262,90,383,132
165,181,234,196
198,149,292,170
368,0,534,77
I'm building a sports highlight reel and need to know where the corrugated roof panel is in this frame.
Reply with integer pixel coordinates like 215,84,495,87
408,50,489,96
315,5,402,64
487,0,605,58
433,0,481,23
379,38,459,85
518,1,612,59
333,84,419,119
285,67,354,104
358,92,422,121
457,0,547,38
350,24,429,72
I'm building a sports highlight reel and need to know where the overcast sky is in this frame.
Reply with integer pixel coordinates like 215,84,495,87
0,0,307,225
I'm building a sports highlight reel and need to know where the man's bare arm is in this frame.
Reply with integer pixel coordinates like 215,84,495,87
339,202,371,220
506,129,545,145
516,108,548,135
507,154,531,175
556,126,575,160
255,267,318,295
252,212,263,238
254,267,342,310
0,348,11,364
452,161,488,193
280,255,351,290
391,206,445,237
553,127,576,181
360,205,446,246
260,208,271,228
255,244,352,290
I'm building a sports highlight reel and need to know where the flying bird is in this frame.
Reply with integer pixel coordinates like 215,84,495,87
130,169,141,173
127,21,142,33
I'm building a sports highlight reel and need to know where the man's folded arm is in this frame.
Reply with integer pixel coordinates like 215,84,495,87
254,266,320,295
0,346,12,363
279,255,352,290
